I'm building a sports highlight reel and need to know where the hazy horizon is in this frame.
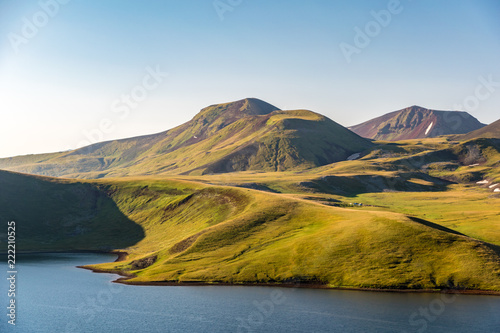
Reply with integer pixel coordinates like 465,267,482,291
1,0,499,158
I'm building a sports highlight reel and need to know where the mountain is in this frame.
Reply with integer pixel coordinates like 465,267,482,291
0,98,373,178
349,106,486,141
461,118,500,141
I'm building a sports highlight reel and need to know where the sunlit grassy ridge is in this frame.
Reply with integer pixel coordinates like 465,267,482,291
355,186,500,247
164,137,500,249
71,177,500,291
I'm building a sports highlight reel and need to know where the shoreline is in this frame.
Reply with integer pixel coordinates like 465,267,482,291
1,249,122,256
78,254,500,296
11,250,500,296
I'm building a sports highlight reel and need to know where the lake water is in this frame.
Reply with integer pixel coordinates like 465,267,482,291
1,253,499,332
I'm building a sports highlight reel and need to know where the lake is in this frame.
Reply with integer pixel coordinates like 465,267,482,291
1,253,499,332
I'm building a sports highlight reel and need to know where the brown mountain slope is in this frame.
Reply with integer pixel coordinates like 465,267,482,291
349,106,485,141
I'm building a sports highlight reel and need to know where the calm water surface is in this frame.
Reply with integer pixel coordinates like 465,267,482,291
1,253,499,332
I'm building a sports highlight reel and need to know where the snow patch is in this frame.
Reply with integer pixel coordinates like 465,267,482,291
495,188,500,193
489,183,499,189
476,180,489,184
425,122,434,136
347,153,361,161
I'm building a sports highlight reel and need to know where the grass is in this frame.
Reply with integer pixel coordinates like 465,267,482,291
355,185,500,246
51,176,499,291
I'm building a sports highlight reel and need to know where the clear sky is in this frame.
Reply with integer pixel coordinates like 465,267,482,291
0,0,499,158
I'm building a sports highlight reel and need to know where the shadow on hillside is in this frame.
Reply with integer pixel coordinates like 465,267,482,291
407,217,466,236
409,216,500,261
483,243,500,259
0,171,145,252
234,183,280,193
300,173,455,197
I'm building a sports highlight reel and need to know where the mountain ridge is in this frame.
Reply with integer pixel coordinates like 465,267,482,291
0,98,373,178
349,106,485,141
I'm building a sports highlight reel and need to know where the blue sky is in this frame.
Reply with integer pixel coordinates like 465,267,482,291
0,0,499,157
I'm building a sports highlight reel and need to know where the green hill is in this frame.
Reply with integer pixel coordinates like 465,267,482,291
1,170,500,291
0,98,373,178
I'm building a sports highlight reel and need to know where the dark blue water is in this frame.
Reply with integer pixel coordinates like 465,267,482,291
1,253,499,332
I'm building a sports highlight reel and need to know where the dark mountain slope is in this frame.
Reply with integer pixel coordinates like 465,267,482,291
461,118,500,141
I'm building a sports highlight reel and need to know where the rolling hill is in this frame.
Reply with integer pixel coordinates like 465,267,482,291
349,106,485,141
0,98,373,178
461,118,500,141
1,170,500,291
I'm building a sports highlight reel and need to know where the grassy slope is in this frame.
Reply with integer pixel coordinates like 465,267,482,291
75,177,500,291
167,137,500,247
355,186,500,246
